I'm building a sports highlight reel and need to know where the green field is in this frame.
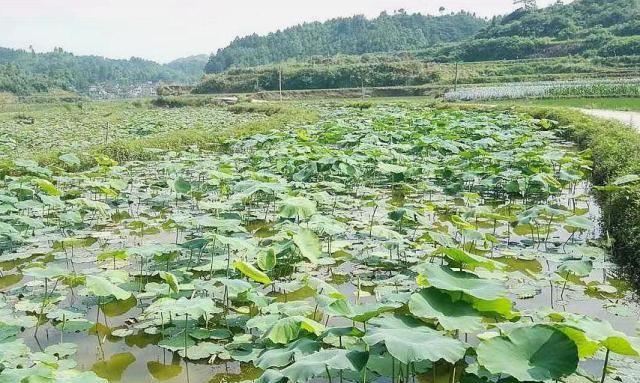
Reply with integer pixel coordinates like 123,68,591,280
488,97,640,111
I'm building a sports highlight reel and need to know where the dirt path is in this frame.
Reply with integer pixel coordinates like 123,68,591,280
578,108,640,130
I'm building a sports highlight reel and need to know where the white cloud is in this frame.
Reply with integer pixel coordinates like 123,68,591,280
1,0,565,62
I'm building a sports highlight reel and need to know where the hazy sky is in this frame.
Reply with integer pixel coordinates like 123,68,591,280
1,0,563,63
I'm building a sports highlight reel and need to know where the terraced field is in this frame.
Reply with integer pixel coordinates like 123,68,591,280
1,103,639,383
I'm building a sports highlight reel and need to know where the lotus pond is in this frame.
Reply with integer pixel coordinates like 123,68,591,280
0,102,265,158
1,103,639,383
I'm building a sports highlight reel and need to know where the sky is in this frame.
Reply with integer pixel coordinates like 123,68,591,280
1,0,563,63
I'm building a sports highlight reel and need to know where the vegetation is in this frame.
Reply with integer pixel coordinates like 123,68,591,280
195,0,640,94
518,106,640,291
1,101,639,383
445,78,640,101
165,54,209,77
490,97,640,111
478,0,640,39
203,0,640,75
0,99,272,160
0,47,205,96
204,11,487,73
195,55,640,94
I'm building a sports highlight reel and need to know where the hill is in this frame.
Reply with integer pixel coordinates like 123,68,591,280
195,0,640,94
0,47,205,97
204,11,488,73
478,0,640,39
166,54,209,77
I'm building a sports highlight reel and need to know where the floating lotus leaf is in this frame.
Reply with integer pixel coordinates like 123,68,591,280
557,259,593,278
409,287,484,332
278,197,317,220
363,314,467,364
265,316,325,344
281,349,369,382
417,264,506,301
85,275,132,301
256,338,320,369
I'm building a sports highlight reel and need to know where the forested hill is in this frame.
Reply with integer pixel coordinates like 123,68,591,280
204,11,487,73
478,0,640,39
0,47,205,96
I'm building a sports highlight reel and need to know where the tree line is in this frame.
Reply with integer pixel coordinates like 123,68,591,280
203,0,640,73
0,47,205,96
204,11,487,73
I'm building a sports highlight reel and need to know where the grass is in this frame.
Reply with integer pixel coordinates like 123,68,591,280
487,97,640,111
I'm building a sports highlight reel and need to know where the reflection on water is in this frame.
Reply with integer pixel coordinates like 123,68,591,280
92,352,136,382
147,359,182,381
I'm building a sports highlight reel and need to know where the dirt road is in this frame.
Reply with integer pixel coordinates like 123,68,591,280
579,109,640,130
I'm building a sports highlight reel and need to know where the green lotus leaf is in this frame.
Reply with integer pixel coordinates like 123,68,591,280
257,248,277,271
557,259,593,278
417,264,506,301
564,215,593,231
278,197,317,220
292,228,321,263
55,319,95,333
265,316,325,344
612,174,640,186
0,339,30,365
33,178,61,196
59,153,82,167
281,349,369,382
173,176,192,194
363,314,467,364
22,265,68,279
408,287,484,332
45,342,78,358
85,275,132,301
234,260,272,284
438,247,499,271
256,338,320,369
316,296,400,323
558,313,640,356
158,271,180,293
377,162,407,174
158,334,197,351
477,325,579,382
178,341,223,360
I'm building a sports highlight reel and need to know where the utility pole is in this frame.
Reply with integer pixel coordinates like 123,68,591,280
454,62,459,92
361,78,366,100
104,122,110,145
278,68,283,102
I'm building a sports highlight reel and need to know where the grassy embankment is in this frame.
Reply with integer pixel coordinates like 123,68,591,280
195,55,640,95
